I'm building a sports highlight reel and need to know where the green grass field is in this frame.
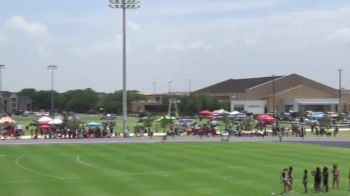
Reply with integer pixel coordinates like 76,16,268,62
0,142,350,196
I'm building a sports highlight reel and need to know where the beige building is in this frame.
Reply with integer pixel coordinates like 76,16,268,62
197,73,349,114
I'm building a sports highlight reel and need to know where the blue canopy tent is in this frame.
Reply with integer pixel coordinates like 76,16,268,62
86,122,101,127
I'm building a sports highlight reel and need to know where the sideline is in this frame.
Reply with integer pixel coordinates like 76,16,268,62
15,156,65,180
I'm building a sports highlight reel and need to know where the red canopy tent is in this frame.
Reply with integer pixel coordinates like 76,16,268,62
256,114,276,122
199,110,212,116
38,124,50,129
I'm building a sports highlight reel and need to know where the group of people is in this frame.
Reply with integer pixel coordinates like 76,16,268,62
281,164,348,194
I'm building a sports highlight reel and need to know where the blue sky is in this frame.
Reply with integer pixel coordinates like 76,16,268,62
0,0,349,93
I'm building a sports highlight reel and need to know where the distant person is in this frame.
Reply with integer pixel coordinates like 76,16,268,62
303,169,308,193
333,125,339,136
322,166,329,192
288,166,294,191
281,168,290,193
348,169,350,190
332,164,340,189
312,167,322,192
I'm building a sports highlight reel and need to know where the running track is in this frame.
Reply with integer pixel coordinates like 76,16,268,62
1,136,350,148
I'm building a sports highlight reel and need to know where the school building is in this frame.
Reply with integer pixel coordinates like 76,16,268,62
196,73,350,114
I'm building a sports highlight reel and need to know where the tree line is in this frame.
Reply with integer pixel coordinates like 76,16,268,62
18,88,229,115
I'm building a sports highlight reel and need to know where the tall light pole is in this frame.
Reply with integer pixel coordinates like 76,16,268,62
188,79,192,95
153,82,156,94
109,0,140,137
48,65,57,116
0,64,5,114
168,80,173,93
272,74,276,115
338,69,342,115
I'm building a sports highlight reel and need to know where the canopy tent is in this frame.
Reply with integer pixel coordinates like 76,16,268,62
229,111,240,116
198,110,212,116
212,109,229,115
86,122,101,127
0,116,16,124
256,114,276,122
49,118,63,125
38,124,50,129
38,116,53,123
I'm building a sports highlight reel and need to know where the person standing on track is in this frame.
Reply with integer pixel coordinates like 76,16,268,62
322,166,329,192
332,164,340,189
303,169,308,193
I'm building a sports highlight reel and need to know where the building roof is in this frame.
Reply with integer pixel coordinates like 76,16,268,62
196,76,283,93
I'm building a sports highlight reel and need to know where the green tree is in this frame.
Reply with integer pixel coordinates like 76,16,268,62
63,88,99,113
179,93,221,116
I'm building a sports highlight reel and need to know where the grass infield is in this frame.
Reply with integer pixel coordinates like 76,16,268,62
0,142,349,196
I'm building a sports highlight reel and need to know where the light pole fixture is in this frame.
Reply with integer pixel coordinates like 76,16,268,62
48,65,58,116
0,64,5,114
109,0,140,137
338,69,342,115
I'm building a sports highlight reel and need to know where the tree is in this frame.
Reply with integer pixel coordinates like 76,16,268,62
179,93,221,116
63,88,99,113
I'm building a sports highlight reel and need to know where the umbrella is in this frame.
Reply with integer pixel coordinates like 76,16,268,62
199,110,212,116
256,114,276,122
311,113,324,120
0,116,16,124
86,122,101,127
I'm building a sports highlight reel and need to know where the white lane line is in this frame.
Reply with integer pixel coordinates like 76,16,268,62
76,154,125,174
0,155,8,157
15,156,65,180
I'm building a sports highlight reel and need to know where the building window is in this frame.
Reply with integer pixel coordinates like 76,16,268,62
234,105,244,112
11,98,16,102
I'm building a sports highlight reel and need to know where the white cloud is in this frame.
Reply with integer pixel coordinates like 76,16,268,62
169,0,282,14
4,16,50,39
328,28,350,44
127,21,141,31
156,41,211,53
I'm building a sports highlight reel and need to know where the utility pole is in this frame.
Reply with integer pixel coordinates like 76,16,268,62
48,65,58,116
153,82,156,94
188,79,192,95
109,0,140,137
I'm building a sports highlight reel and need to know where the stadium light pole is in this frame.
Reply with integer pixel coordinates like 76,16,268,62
153,82,156,94
188,78,192,95
48,65,58,116
168,80,173,93
272,74,276,115
0,64,5,114
338,69,342,115
109,0,140,137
